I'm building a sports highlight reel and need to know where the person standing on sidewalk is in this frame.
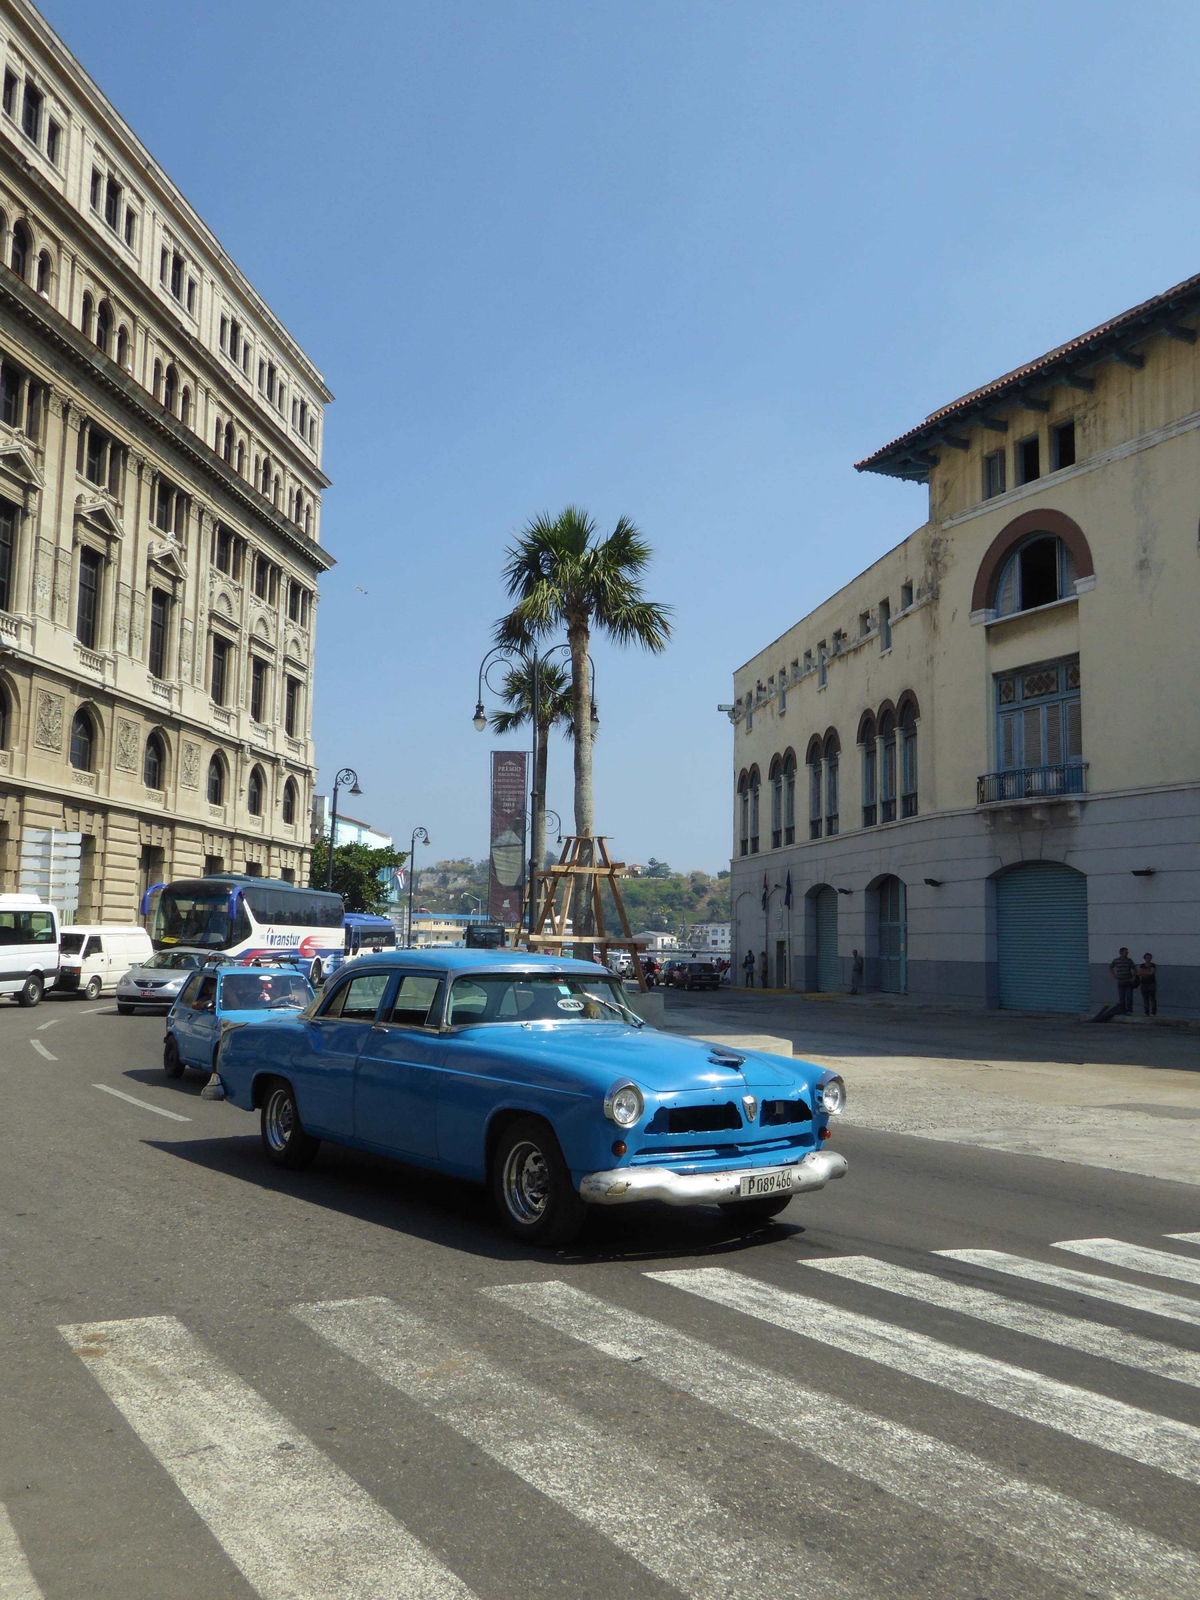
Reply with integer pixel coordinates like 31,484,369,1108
1137,953,1158,1015
850,949,864,994
742,949,755,988
1109,947,1137,1013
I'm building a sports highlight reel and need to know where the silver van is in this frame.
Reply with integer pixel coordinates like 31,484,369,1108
55,925,154,999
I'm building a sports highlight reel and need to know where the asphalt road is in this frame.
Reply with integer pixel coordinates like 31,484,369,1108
2,993,1198,1600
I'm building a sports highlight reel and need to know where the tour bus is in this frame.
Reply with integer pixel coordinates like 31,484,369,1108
145,875,345,984
0,893,60,1006
320,912,400,983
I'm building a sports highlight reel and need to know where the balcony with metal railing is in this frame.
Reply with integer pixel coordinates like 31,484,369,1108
976,762,1088,805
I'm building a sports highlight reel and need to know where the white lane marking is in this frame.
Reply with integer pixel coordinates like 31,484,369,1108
296,1295,855,1600
802,1255,1200,1387
92,1084,191,1123
650,1267,1200,1487
936,1249,1200,1328
1055,1238,1200,1287
485,1279,1199,1600
81,1006,111,1014
35,1019,57,1030
0,1502,45,1598
1166,1232,1200,1246
59,1315,477,1600
29,1040,56,1062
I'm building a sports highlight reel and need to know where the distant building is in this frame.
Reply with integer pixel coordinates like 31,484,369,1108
632,930,679,953
0,0,331,918
731,271,1200,1013
686,922,731,954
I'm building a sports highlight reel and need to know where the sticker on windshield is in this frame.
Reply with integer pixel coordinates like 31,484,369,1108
556,997,585,1012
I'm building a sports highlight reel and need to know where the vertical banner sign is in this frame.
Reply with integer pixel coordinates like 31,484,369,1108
488,751,528,925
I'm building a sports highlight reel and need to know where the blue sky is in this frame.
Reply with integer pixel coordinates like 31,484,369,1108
41,0,1200,871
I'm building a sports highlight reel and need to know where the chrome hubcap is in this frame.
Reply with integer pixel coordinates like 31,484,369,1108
503,1140,550,1222
265,1090,294,1152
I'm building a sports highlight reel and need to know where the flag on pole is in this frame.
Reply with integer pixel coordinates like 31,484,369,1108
784,870,793,908
761,873,769,911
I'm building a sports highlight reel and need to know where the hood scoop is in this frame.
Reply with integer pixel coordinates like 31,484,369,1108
707,1046,746,1070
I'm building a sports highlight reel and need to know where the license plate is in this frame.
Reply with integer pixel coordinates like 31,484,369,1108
738,1168,792,1198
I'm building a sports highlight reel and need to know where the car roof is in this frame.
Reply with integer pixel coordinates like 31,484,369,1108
330,948,608,977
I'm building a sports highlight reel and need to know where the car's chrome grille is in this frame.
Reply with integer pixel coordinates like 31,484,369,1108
646,1103,742,1135
761,1098,812,1125
630,1133,812,1166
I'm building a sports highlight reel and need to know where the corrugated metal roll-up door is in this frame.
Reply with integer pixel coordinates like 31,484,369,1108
814,886,839,992
996,862,1089,1013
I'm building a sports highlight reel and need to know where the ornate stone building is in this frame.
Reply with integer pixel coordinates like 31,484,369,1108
0,0,332,919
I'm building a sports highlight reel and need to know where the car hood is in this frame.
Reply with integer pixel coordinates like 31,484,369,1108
456,1022,814,1093
124,967,190,984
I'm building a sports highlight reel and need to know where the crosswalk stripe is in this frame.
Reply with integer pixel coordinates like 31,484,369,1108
485,1279,1200,1600
800,1255,1200,1386
1166,1232,1200,1246
295,1295,858,1600
935,1248,1200,1327
1054,1238,1200,1287
0,1503,44,1599
59,1314,477,1600
649,1268,1200,1486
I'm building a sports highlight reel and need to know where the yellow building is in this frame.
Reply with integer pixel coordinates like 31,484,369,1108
731,273,1200,1014
0,0,331,918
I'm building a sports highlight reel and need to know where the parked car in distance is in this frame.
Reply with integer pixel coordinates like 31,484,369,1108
206,949,847,1246
55,925,154,1000
163,963,315,1078
115,948,211,1014
665,960,722,991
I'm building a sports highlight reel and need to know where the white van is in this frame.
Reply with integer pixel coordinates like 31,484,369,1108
0,894,61,1006
55,925,154,999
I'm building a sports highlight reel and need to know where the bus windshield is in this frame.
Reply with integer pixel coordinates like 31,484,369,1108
152,885,242,949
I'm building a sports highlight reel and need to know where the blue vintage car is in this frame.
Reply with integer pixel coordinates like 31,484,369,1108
164,963,315,1078
204,949,847,1244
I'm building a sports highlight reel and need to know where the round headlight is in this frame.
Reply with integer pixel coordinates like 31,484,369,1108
603,1080,644,1127
819,1075,846,1115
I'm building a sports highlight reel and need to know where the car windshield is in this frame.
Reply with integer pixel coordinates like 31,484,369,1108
143,951,204,971
447,971,641,1027
220,973,312,1010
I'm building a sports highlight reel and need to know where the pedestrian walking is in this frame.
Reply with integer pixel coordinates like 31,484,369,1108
850,949,864,994
1109,947,1137,1014
742,950,755,988
1137,953,1158,1016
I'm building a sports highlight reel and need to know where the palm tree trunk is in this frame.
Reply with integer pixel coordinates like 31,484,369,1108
568,616,595,945
529,714,550,926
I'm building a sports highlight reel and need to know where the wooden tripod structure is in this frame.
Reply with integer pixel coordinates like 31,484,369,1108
519,835,647,989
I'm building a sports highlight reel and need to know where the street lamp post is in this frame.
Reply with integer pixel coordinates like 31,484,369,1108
406,826,429,945
326,767,362,891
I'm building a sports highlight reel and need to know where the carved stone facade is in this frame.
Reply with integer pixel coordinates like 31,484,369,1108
0,0,333,919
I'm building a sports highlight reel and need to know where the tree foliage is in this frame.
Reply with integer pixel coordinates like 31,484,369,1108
308,840,407,914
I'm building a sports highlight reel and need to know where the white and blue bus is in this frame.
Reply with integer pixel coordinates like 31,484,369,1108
320,911,400,982
145,875,345,983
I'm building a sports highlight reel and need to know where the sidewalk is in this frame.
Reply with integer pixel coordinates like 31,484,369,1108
658,988,1200,1187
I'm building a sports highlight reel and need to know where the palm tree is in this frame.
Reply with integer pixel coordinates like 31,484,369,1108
498,506,672,846
489,656,573,911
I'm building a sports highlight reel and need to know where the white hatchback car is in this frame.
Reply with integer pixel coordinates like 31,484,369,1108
115,948,211,1014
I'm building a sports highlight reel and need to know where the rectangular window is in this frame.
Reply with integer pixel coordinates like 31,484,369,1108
90,168,103,210
169,252,184,299
46,117,60,164
284,674,302,737
79,421,123,494
861,740,877,828
1016,435,1040,485
2,70,17,116
0,356,44,439
148,587,169,679
0,496,18,612
879,597,892,651
104,175,121,228
210,635,231,705
123,207,137,246
808,761,822,840
900,581,914,610
153,476,188,536
21,81,42,141
995,656,1082,774
250,657,268,722
76,547,102,648
1051,420,1076,471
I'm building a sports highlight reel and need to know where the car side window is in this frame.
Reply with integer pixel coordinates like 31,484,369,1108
178,972,203,1006
385,974,442,1029
194,974,218,1011
321,971,390,1022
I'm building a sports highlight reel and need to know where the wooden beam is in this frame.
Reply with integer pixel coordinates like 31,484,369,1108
1114,348,1145,369
935,434,970,451
981,416,1009,432
1165,324,1197,343
1017,393,1051,411
1056,374,1094,393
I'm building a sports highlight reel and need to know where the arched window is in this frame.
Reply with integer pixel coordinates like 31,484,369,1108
81,292,95,340
223,422,234,463
823,730,840,837
858,712,878,827
879,709,897,823
9,222,30,280
272,474,281,507
748,767,760,853
282,777,298,825
70,708,95,771
235,440,245,476
260,456,271,495
303,503,312,537
806,736,823,840
115,325,129,368
0,682,9,748
214,419,224,453
95,299,112,353
152,359,163,400
162,364,178,414
247,764,265,816
143,731,166,789
179,386,192,427
35,249,51,294
994,534,1077,616
207,753,225,805
737,771,751,857
769,755,783,849
899,697,919,817
782,751,796,845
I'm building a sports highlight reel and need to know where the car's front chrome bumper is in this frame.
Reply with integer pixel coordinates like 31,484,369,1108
578,1148,848,1206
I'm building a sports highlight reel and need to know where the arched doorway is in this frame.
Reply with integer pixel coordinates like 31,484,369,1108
812,885,839,992
995,862,1089,1013
876,875,907,993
